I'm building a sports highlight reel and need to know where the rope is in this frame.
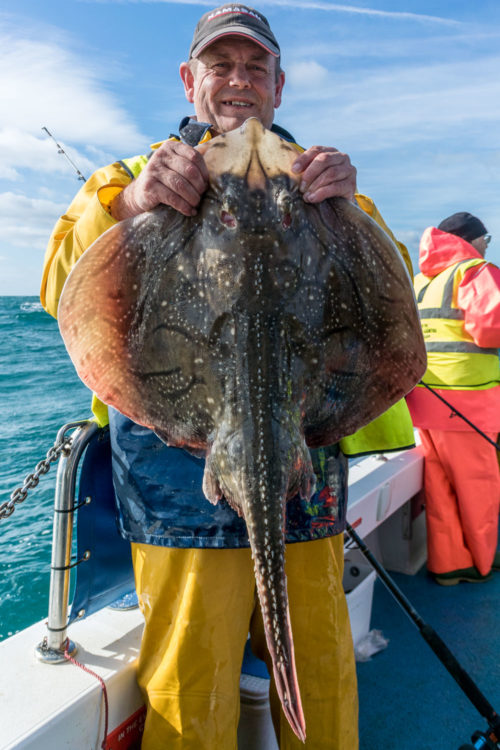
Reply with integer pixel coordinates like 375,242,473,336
419,381,500,451
64,639,109,749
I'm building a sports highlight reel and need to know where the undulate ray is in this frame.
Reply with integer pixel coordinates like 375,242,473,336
58,118,427,741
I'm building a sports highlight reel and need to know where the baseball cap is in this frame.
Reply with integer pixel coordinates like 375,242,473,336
189,4,280,59
438,212,488,243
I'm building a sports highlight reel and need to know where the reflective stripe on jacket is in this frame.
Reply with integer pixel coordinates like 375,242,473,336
119,154,150,179
415,258,500,390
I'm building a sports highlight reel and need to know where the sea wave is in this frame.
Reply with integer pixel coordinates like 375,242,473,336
19,301,44,314
0,296,90,641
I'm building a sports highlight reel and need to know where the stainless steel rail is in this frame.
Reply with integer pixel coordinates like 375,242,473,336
35,420,100,664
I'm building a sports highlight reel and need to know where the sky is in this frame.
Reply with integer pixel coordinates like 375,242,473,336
1,0,499,295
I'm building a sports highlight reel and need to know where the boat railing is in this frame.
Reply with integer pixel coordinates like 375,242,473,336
34,419,100,664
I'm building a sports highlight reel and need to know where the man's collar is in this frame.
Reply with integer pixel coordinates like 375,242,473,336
179,117,212,146
270,122,296,143
178,116,296,146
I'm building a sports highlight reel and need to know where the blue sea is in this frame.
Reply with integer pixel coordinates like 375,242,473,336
0,296,91,641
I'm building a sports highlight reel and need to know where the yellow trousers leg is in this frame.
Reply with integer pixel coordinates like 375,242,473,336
250,536,358,750
131,536,358,750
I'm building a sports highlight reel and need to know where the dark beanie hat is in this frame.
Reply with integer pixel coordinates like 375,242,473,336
438,212,487,243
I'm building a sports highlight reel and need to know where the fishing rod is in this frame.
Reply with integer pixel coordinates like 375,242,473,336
419,381,500,451
400,383,500,747
42,126,87,183
345,522,500,749
345,376,500,747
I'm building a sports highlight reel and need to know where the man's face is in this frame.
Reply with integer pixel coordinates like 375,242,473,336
180,37,285,135
471,234,489,258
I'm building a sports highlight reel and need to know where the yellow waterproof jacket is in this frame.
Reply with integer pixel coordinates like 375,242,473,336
41,122,415,454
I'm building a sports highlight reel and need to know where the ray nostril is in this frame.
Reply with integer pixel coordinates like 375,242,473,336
277,190,293,230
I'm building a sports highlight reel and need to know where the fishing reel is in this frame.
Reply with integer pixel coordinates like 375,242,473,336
458,726,500,749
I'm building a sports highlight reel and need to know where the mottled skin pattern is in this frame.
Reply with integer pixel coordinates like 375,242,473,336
59,119,426,741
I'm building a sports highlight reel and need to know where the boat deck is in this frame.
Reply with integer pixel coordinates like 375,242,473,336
358,554,500,750
1,443,498,749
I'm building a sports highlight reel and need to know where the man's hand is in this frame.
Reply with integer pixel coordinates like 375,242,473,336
111,140,209,220
291,146,357,203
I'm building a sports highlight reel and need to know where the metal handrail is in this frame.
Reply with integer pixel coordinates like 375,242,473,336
35,420,100,664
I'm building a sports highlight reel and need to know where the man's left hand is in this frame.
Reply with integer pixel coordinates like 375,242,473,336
292,146,357,203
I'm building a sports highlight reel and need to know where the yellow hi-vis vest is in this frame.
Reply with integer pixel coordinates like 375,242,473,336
414,258,500,390
109,149,415,457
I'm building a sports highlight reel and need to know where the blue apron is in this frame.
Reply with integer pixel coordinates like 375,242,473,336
108,409,347,549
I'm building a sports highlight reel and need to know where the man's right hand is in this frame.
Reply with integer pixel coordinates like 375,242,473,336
111,140,209,220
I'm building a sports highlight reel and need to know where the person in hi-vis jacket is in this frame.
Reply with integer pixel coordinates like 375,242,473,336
408,211,500,586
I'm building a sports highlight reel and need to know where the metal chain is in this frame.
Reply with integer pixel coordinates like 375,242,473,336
1,432,74,521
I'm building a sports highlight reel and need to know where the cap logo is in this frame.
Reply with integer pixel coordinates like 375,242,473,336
206,6,266,24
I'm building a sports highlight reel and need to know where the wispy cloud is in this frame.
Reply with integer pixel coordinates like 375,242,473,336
0,192,67,248
0,19,147,181
282,54,500,151
0,14,152,293
88,0,460,26
290,30,500,62
259,1,460,26
285,60,329,88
